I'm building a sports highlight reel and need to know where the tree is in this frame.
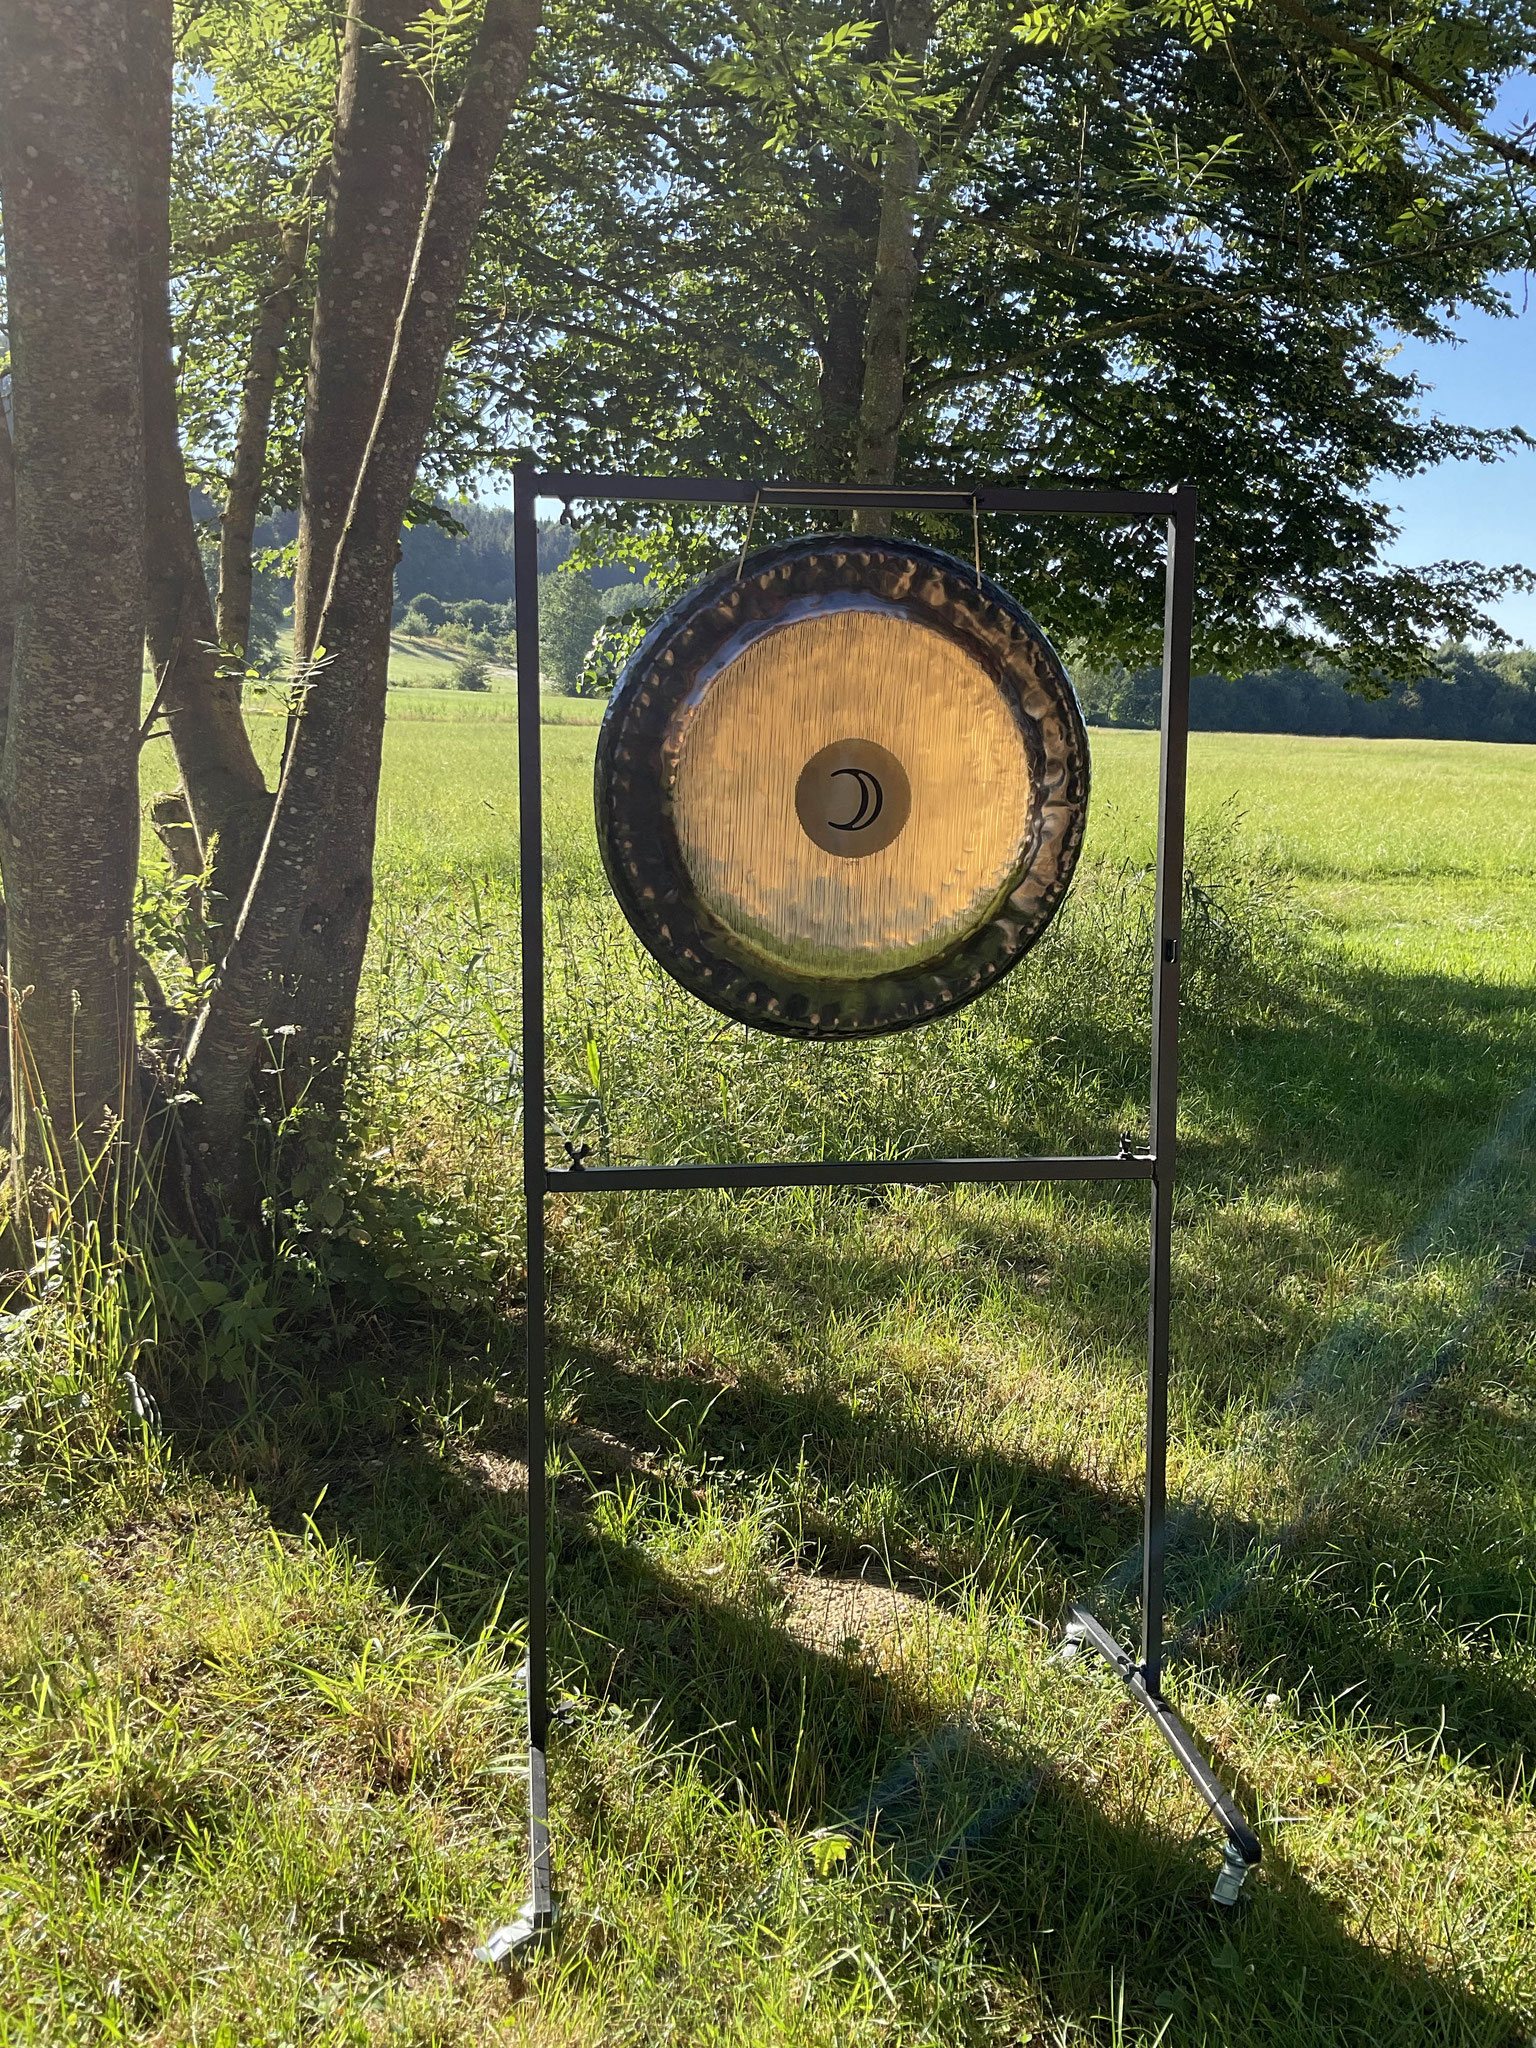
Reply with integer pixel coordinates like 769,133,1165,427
0,0,542,1212
467,0,1535,680
451,653,493,690
0,0,147,1205
539,564,605,691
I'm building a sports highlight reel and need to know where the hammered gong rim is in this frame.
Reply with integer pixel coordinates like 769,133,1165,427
593,535,1090,1039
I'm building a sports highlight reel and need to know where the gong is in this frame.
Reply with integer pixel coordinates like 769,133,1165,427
594,535,1090,1038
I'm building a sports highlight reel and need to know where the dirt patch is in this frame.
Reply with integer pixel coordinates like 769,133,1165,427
779,1568,940,1670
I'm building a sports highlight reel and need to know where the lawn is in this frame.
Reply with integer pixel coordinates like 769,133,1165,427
6,704,1536,2045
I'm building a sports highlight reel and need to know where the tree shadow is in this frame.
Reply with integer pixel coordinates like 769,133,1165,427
176,1328,1525,2047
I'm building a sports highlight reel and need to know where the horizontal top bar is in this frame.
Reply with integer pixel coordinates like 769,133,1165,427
528,472,1185,519
544,1155,1153,1193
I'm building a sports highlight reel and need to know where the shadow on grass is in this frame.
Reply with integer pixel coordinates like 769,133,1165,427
162,1303,1527,2048
157,945,1536,2041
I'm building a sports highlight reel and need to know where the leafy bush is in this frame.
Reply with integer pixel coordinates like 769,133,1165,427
580,601,664,697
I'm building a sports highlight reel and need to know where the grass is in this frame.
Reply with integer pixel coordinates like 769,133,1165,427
8,698,1536,2043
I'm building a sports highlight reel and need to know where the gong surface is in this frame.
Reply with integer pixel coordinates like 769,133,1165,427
594,536,1090,1038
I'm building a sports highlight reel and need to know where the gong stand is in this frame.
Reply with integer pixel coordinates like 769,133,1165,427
480,471,1261,1960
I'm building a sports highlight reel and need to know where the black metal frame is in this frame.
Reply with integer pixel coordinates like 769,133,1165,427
496,468,1260,1949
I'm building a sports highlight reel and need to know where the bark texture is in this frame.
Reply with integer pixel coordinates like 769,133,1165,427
218,218,309,659
132,0,272,925
850,0,933,537
0,0,146,1190
0,417,15,755
183,0,543,1192
291,0,435,663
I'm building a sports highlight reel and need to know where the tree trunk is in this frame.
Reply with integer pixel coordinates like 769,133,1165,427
0,414,15,755
218,218,309,659
291,0,435,665
0,410,15,1149
810,161,879,473
850,0,933,537
0,0,146,1200
132,0,273,928
182,0,543,1198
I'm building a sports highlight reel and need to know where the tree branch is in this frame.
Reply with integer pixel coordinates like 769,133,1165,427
217,216,308,657
174,216,285,264
132,0,274,928
291,0,435,663
1264,0,1536,176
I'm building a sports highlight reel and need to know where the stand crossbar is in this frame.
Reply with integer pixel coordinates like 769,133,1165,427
482,468,1261,1960
547,1155,1153,1192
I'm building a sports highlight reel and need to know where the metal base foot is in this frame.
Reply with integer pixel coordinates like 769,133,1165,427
1060,1604,1260,1896
477,1736,557,1965
1211,1841,1250,1907
474,1899,557,1965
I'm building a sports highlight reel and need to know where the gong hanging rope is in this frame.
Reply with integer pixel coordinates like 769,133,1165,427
594,534,1090,1039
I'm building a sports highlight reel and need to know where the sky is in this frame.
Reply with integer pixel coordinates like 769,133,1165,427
1383,280,1536,646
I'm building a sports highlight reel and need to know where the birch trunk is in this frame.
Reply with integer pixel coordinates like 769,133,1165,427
0,0,145,1198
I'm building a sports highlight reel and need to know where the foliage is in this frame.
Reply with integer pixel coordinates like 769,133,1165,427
465,0,1536,680
538,561,607,692
395,506,578,606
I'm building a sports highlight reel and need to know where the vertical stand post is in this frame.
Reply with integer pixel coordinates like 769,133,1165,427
514,470,554,1934
1142,482,1196,1693
1063,484,1260,1899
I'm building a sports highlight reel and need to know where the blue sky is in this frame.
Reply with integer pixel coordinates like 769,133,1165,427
1384,281,1536,646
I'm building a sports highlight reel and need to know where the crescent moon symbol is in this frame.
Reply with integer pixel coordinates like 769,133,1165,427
829,766,884,831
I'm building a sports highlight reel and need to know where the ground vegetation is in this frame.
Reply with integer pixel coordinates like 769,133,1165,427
3,712,1534,2042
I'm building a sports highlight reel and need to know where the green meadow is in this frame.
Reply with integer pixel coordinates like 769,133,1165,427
7,702,1536,2045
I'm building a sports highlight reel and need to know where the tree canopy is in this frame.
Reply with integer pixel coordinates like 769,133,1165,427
460,1,1536,677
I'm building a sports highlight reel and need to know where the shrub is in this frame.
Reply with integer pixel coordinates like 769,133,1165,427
450,656,491,692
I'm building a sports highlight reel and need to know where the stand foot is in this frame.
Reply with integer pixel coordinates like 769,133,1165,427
477,1737,557,1965
474,1899,557,1965
1060,1604,1261,1894
1211,1841,1250,1907
1053,1618,1088,1667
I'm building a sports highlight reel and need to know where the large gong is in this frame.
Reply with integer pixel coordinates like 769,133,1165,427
594,535,1090,1038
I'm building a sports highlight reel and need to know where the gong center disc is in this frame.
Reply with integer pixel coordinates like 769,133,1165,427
795,738,912,857
670,604,1033,980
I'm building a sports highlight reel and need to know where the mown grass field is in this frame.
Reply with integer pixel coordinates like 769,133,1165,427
7,703,1536,2045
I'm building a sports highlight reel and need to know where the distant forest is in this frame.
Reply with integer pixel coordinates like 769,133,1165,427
393,503,632,606
1078,647,1536,742
390,506,1536,742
